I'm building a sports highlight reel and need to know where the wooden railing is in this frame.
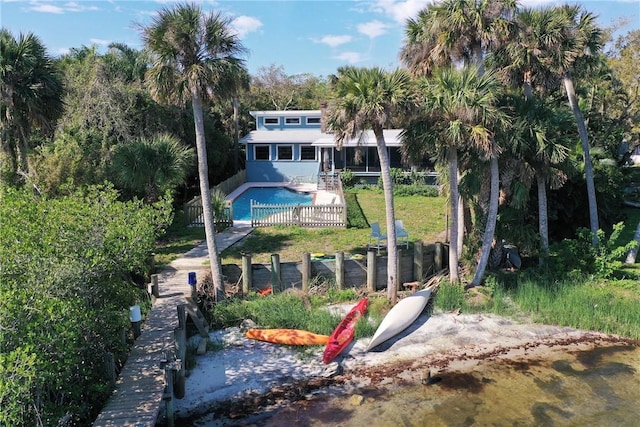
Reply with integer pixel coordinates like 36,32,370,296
184,205,233,229
250,201,347,228
184,170,245,226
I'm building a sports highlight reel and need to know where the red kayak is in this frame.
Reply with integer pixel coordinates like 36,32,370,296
322,297,368,364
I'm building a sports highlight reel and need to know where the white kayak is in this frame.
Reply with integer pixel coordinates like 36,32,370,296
366,285,434,351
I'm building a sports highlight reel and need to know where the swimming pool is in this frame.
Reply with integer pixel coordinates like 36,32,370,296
231,187,314,221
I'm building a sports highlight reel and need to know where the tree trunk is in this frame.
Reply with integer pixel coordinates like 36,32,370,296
537,171,549,263
191,88,225,301
564,73,599,245
471,155,499,286
375,128,398,303
233,96,239,172
448,149,460,282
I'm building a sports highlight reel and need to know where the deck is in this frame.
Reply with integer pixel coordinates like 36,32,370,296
93,226,252,426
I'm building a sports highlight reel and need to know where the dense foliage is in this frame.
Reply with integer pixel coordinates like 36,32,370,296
0,185,172,425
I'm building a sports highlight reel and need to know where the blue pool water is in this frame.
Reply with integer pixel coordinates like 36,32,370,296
231,187,313,221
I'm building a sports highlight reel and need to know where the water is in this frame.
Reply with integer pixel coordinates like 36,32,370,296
231,187,313,221
191,343,640,426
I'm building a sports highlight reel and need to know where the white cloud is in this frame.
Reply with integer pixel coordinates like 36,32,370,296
231,15,263,39
357,20,390,39
371,0,433,23
28,1,100,14
90,38,112,47
317,35,353,48
334,51,368,64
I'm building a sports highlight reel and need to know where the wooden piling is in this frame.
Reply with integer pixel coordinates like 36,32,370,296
435,242,443,271
367,249,377,292
103,352,116,388
151,274,160,298
271,254,281,292
335,251,344,290
302,252,311,292
242,253,252,294
414,241,423,281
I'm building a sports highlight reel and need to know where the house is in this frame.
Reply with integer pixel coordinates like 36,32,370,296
240,109,414,184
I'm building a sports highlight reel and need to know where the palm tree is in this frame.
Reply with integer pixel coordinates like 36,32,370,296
0,29,63,184
404,66,504,283
111,133,195,203
327,66,411,302
548,5,603,244
141,3,248,300
502,94,574,261
401,0,516,284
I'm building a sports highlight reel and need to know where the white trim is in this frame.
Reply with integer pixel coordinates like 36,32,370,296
251,110,320,118
284,117,301,125
306,117,321,125
300,145,317,161
254,144,271,161
264,117,280,125
276,144,294,160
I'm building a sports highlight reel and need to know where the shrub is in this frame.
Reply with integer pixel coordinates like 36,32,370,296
0,184,171,425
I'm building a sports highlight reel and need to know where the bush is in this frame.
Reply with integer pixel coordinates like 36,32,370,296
0,184,172,425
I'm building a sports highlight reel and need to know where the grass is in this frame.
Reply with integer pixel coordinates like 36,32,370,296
221,190,448,264
158,188,640,340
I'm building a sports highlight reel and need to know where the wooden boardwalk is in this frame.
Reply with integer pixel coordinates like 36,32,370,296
93,226,252,427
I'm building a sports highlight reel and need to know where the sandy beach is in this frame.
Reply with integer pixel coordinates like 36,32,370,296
167,305,636,425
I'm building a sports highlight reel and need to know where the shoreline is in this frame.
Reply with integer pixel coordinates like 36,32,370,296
166,311,638,425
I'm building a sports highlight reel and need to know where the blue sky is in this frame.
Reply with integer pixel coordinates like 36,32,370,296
1,0,638,77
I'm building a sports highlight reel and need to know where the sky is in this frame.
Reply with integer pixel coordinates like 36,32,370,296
1,0,639,78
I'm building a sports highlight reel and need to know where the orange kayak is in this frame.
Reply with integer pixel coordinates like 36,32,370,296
246,328,330,345
323,297,368,364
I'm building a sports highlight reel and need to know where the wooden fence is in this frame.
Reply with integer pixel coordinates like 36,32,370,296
250,201,347,228
222,241,448,292
184,170,245,226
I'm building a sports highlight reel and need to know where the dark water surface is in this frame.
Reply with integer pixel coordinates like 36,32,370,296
187,344,640,426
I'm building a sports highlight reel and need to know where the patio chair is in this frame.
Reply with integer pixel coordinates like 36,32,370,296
395,220,409,249
369,222,387,254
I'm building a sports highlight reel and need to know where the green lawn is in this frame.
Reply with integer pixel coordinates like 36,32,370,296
220,190,448,264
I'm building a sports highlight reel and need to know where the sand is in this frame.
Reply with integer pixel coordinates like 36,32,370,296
169,307,630,424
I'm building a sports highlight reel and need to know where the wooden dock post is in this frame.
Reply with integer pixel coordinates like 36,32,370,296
395,248,402,300
103,352,116,388
435,242,443,271
367,249,377,292
174,305,187,399
414,241,423,281
335,251,344,290
242,253,252,294
162,349,175,427
271,254,281,292
151,274,160,298
302,252,311,292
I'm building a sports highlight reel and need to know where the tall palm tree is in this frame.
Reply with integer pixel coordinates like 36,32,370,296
404,66,504,283
502,94,574,261
401,0,516,284
548,5,603,244
0,29,63,183
327,66,411,302
141,3,247,300
111,133,195,203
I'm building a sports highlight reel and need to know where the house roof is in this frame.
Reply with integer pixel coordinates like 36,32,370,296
250,110,321,118
240,129,325,144
240,128,404,147
312,129,403,147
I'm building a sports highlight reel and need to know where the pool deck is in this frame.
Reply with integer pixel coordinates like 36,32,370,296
226,182,337,205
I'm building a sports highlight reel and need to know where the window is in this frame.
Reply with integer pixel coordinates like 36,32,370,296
264,117,279,125
285,117,300,125
300,146,316,161
254,145,270,160
277,145,293,160
306,117,321,125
